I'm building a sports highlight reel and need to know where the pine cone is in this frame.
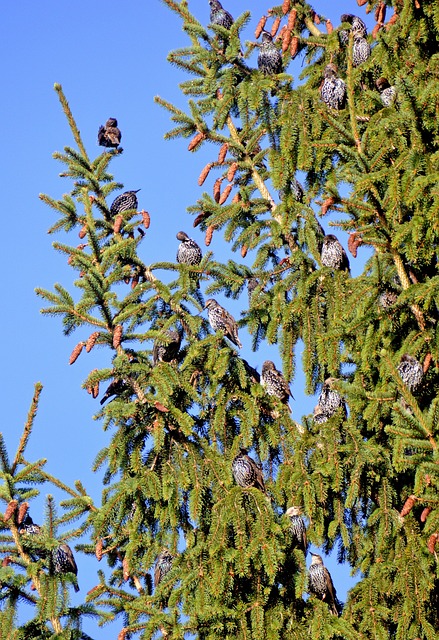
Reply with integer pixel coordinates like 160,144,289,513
113,215,123,234
154,401,169,413
78,224,87,239
86,332,99,353
227,162,238,182
219,184,233,205
255,15,267,38
312,11,320,24
420,507,432,523
218,143,228,164
290,36,299,58
92,382,99,399
271,17,281,37
2,557,11,567
282,27,292,52
95,539,104,561
423,353,432,373
118,630,128,640
241,245,248,258
282,0,290,15
122,557,130,581
141,210,151,229
188,132,205,152
198,163,213,186
347,231,363,258
375,2,386,23
213,178,223,203
385,13,399,29
113,325,123,349
357,0,368,5
287,8,297,30
400,495,417,517
205,225,215,246
372,23,381,38
193,212,208,227
321,196,336,216
17,502,29,524
427,532,439,554
4,500,19,522
69,342,84,365
326,19,334,34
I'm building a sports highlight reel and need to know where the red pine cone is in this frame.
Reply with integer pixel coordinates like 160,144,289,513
122,557,130,581
400,495,417,517
92,382,99,399
385,13,399,29
4,500,19,522
282,0,290,15
69,342,84,365
227,162,238,182
423,353,432,373
78,224,87,239
219,184,233,205
113,215,123,234
118,630,128,640
17,502,29,524
282,27,292,52
290,36,299,58
375,2,386,23
321,196,336,216
188,132,205,152
427,532,439,554
347,232,363,258
326,19,334,34
113,325,123,349
154,401,170,413
205,225,215,246
213,178,223,203
357,0,368,5
86,331,99,353
255,15,267,38
198,163,213,186
287,8,297,30
218,143,229,164
420,507,432,523
140,210,150,229
95,539,103,561
2,557,11,567
372,23,381,38
241,245,248,258
271,17,281,37
193,212,208,227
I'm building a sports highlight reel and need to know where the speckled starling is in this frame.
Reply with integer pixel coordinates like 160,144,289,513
176,231,202,265
285,506,307,554
98,118,121,148
320,64,346,110
379,289,398,309
153,330,182,365
261,360,293,410
232,448,266,493
100,379,128,405
258,32,283,76
209,0,233,29
308,553,340,615
397,354,423,392
314,377,346,423
110,190,140,217
52,544,79,592
321,234,350,272
19,514,41,536
205,298,242,348
352,35,371,67
154,550,173,587
376,77,397,106
339,14,367,45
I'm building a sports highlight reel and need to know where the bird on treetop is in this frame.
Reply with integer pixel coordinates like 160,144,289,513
176,231,202,265
52,543,79,592
110,190,140,217
257,31,283,76
320,64,346,110
209,0,233,30
204,298,242,348
97,117,121,148
321,234,350,272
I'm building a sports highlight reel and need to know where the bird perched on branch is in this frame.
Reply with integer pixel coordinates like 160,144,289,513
232,448,266,493
285,506,307,555
308,553,340,615
209,0,233,30
98,118,121,149
19,513,42,536
154,550,174,587
376,77,397,107
339,13,367,45
176,231,202,266
313,377,346,424
99,378,128,405
52,544,79,592
110,190,140,217
352,33,371,67
397,354,423,393
257,31,283,76
153,330,182,365
261,360,293,411
205,298,242,348
321,234,350,272
320,64,346,110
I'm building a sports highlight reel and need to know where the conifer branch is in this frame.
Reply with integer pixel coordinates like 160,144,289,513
54,84,89,162
346,33,362,153
11,383,43,475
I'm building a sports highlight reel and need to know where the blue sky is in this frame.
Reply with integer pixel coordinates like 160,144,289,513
0,1,377,637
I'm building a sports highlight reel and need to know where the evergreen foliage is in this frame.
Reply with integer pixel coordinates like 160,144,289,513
1,0,439,638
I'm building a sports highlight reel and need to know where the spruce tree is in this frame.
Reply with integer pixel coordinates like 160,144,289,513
2,0,439,638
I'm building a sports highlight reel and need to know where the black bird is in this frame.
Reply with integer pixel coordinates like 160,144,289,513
376,77,397,106
320,234,350,272
397,354,423,392
100,379,128,405
205,298,242,348
339,13,367,45
176,231,202,265
285,506,307,555
154,550,174,587
261,360,293,410
52,544,79,592
320,64,346,110
308,553,340,615
152,330,182,365
257,32,283,76
209,0,233,30
98,118,121,149
314,377,346,423
231,448,266,493
19,513,41,536
352,34,371,67
110,190,140,217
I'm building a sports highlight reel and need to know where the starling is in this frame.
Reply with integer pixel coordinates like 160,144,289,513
152,330,182,365
100,378,128,405
314,377,346,423
376,77,397,106
110,190,140,217
176,231,202,265
339,14,367,45
308,553,340,615
352,34,371,67
209,0,233,30
261,360,293,410
52,544,79,592
257,32,283,76
232,448,266,493
19,513,41,536
154,550,174,587
379,289,398,309
321,234,350,272
320,64,346,110
204,298,242,348
397,354,423,392
285,506,307,555
97,117,121,148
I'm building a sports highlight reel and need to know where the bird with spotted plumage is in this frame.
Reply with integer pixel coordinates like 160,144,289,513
308,553,341,615
352,33,371,67
261,360,293,411
152,330,182,366
52,543,79,592
313,377,346,424
176,231,202,266
19,513,42,536
154,550,174,587
232,448,266,493
376,77,397,107
110,190,140,217
397,354,423,393
209,0,233,30
320,64,346,110
321,234,350,272
257,31,283,76
98,117,121,149
204,298,242,348
339,13,367,46
285,506,307,555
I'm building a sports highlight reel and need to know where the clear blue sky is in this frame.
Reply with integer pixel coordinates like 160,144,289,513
0,1,376,637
